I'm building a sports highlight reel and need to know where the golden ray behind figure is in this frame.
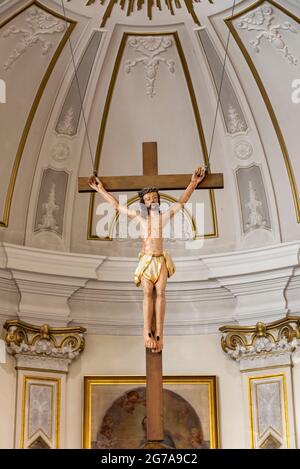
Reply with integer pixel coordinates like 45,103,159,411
67,0,215,26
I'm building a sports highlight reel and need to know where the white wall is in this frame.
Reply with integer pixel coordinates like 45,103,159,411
66,333,245,449
292,358,300,449
2,332,300,449
0,352,16,449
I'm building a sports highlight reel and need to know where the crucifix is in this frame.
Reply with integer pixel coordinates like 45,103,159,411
78,142,223,192
78,142,223,447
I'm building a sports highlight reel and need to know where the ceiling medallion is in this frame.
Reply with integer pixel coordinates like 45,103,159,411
67,0,215,27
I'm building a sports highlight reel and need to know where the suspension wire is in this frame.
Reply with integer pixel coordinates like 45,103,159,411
206,0,237,172
60,0,237,176
60,0,97,176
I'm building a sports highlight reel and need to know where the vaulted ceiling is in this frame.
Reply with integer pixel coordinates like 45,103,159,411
0,0,299,257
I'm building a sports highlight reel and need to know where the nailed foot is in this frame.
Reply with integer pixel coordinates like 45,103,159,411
153,332,163,353
144,331,157,350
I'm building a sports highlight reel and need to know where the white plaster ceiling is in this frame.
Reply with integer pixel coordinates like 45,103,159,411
0,0,299,258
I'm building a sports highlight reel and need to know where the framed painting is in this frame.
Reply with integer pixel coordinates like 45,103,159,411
83,375,219,449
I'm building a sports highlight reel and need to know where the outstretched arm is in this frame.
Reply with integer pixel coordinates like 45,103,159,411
162,166,206,225
88,175,139,219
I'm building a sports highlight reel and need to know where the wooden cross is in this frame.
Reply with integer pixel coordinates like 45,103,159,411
78,142,223,192
78,142,224,446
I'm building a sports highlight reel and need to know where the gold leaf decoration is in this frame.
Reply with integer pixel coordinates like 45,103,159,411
67,0,215,27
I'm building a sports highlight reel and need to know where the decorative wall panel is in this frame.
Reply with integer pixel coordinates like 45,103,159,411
55,30,103,136
20,375,61,449
249,374,289,449
235,165,271,234
197,28,248,136
34,168,69,236
227,0,300,221
0,1,75,227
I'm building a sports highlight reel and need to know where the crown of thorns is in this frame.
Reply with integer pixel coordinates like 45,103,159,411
138,187,160,205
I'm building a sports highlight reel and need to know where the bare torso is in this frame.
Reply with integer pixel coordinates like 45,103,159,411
140,212,163,255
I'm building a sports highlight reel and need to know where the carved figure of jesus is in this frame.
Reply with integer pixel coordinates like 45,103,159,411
88,166,206,353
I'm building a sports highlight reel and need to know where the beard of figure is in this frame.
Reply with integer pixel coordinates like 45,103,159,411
140,201,160,218
148,202,160,214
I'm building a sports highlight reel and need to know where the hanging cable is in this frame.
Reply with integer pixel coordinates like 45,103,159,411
60,0,98,176
59,0,236,176
206,0,237,172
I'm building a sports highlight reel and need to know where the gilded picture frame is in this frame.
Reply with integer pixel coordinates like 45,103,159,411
83,375,219,449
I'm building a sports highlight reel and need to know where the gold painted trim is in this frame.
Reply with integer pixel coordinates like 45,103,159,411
57,376,61,449
82,375,219,449
88,31,218,240
220,316,300,358
241,363,293,373
248,373,290,449
0,0,76,227
220,314,300,333
259,431,280,449
20,374,27,449
283,374,289,449
16,366,68,374
225,0,300,222
207,186,218,239
98,0,202,27
4,318,86,335
20,375,61,449
248,376,254,449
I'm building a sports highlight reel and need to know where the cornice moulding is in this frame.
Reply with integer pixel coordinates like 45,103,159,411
0,241,298,333
201,241,300,277
1,242,105,278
